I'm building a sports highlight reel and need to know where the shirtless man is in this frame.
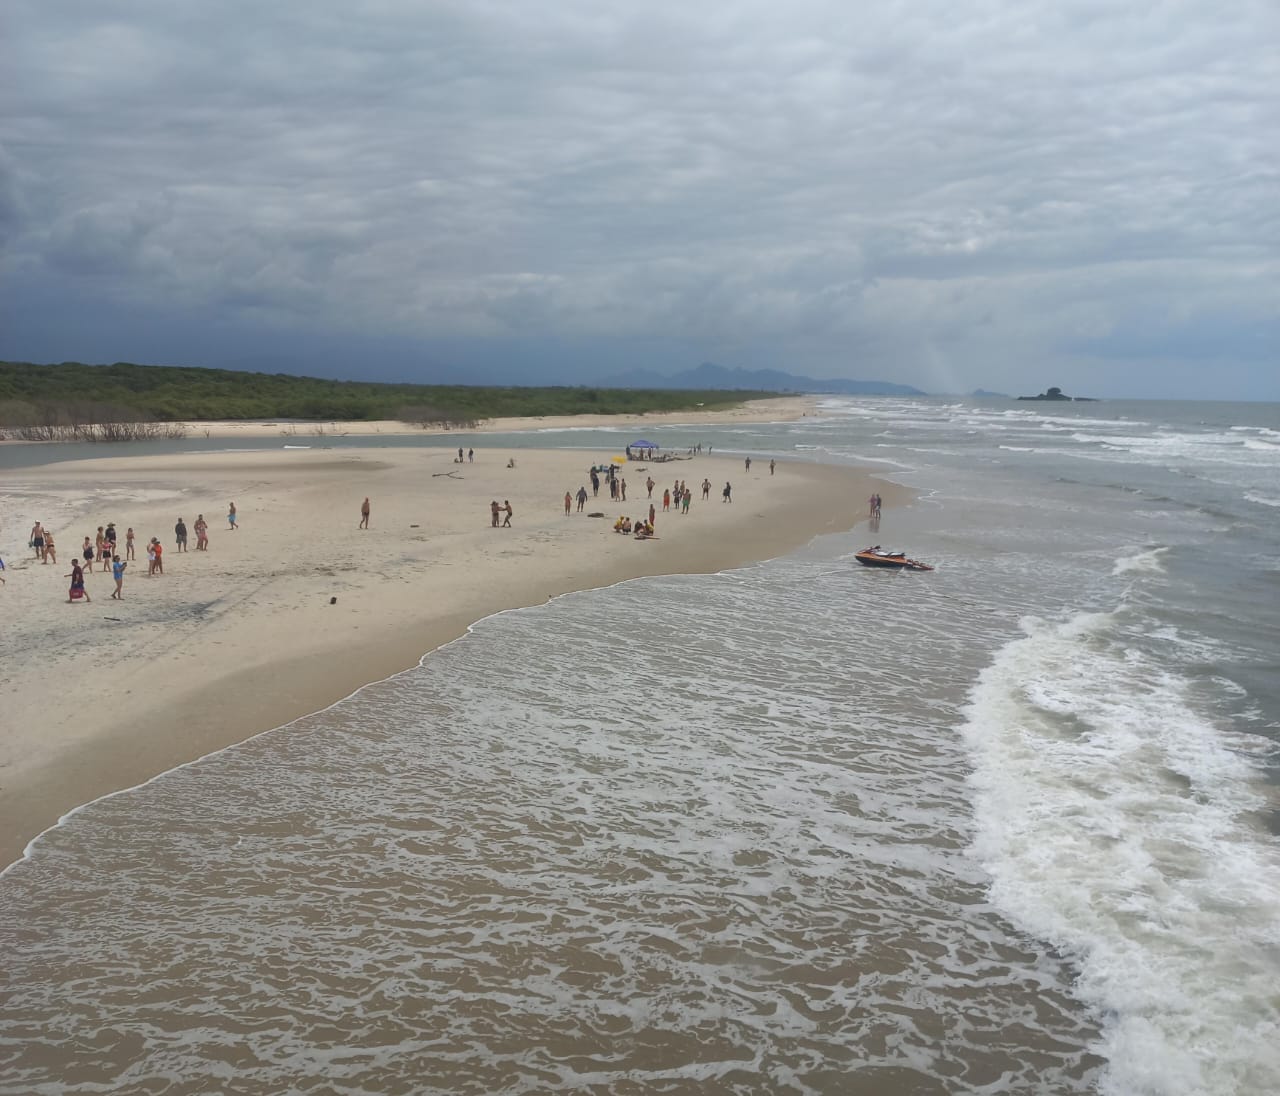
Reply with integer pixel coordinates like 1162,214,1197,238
359,497,371,529
502,500,513,527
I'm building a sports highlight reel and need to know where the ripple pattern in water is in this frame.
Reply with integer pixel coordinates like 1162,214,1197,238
0,554,1103,1094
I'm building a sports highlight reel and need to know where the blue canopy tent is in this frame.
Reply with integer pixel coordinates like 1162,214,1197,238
630,440,658,449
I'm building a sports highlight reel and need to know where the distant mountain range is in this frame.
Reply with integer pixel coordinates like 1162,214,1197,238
612,362,926,396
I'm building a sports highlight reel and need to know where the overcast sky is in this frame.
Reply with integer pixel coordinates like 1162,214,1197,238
3,1,1276,399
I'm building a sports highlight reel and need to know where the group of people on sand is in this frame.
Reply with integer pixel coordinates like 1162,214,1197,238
490,499,513,527
614,514,660,537
869,493,882,518
612,515,656,538
36,506,224,605
661,481,695,514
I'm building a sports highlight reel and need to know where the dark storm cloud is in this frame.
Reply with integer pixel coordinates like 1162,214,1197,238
2,0,1276,398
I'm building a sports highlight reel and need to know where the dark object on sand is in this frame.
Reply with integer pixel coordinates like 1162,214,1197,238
330,596,338,604
587,512,606,518
855,547,934,572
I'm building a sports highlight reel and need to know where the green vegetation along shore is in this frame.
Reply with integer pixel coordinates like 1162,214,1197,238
0,361,771,427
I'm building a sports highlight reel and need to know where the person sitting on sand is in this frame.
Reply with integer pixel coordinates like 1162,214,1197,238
623,518,633,534
67,561,90,603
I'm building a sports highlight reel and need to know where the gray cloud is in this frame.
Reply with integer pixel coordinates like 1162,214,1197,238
2,0,1277,398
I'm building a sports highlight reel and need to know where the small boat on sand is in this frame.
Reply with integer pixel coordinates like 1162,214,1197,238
855,546,934,572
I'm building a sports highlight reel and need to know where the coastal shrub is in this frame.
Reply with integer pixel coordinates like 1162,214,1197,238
0,361,770,424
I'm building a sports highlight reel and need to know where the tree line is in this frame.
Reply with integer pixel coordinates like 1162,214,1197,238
0,361,766,434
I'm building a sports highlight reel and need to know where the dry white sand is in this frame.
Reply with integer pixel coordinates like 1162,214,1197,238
1,434,902,865
169,395,820,440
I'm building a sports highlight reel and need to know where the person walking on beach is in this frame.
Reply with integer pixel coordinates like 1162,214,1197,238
82,536,95,567
662,488,671,512
110,555,126,599
359,497,370,529
30,522,44,562
745,457,751,471
646,476,655,499
723,481,732,502
621,477,627,501
468,448,474,462
682,487,692,514
193,517,207,551
701,478,711,500
564,491,572,516
126,527,136,560
67,560,90,603
228,502,238,530
106,523,118,553
502,500,513,527
490,500,501,527
175,517,188,552
458,446,464,463
648,503,656,528
42,530,57,564
95,527,110,571
576,486,588,513
591,470,600,497
770,459,776,475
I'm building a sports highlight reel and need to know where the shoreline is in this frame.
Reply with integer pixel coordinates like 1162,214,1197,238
2,439,904,868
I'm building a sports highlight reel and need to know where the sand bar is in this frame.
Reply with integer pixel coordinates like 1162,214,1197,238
1,437,902,866
144,395,820,441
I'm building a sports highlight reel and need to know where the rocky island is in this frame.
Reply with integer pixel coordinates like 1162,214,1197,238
1017,386,1097,402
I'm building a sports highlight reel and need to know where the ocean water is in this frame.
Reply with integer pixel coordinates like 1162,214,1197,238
2,398,1278,1095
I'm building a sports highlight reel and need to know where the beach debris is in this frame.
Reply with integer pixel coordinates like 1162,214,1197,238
432,471,463,479
329,596,337,605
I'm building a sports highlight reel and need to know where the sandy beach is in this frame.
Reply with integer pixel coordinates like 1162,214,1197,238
163,395,821,441
1,430,901,867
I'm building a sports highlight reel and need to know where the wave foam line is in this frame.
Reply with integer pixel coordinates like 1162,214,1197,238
960,608,1280,1096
